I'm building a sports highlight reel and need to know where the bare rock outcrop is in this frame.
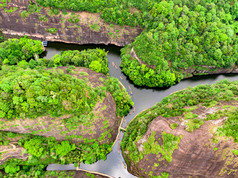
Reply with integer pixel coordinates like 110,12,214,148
123,102,238,177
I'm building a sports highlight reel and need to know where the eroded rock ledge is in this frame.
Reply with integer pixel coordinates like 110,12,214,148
0,0,142,46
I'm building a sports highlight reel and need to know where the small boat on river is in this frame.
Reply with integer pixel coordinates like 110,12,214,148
112,62,118,69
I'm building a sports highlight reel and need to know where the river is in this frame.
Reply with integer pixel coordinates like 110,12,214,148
45,42,238,178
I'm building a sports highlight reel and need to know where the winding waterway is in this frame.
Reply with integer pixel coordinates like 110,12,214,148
45,42,238,178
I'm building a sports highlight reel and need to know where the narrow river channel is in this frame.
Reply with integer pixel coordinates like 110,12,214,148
45,42,238,178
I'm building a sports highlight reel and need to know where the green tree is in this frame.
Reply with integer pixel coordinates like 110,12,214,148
89,60,102,73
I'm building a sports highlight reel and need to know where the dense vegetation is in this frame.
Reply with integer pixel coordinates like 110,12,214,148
0,66,112,176
0,38,132,118
0,131,112,177
121,79,238,168
0,37,44,65
0,38,109,75
24,0,238,87
45,49,109,75
104,77,133,116
217,108,238,142
9,170,96,178
35,0,144,27
121,45,178,87
121,0,238,87
0,37,133,177
0,32,4,41
0,66,100,119
33,49,108,74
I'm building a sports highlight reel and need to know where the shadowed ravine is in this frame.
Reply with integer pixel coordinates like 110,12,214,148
45,42,238,178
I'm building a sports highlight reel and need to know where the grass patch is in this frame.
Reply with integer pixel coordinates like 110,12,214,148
185,119,204,132
46,28,58,34
184,112,198,120
67,15,80,23
90,24,101,32
142,131,180,163
170,123,178,130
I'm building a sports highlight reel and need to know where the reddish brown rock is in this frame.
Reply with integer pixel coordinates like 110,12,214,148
0,0,142,46
124,102,238,178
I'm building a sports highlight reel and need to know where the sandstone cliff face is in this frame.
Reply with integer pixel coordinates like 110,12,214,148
0,0,142,46
123,101,238,178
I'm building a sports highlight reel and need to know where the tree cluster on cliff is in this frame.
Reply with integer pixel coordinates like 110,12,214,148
0,131,112,177
121,79,238,177
0,37,44,65
29,0,238,87
0,38,133,177
0,66,100,119
121,0,238,87
41,49,109,75
0,66,112,176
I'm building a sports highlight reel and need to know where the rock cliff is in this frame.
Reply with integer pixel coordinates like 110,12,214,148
0,0,142,46
122,81,238,177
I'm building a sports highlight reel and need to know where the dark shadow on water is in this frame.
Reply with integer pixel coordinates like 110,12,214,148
119,68,238,93
40,50,48,58
45,41,122,55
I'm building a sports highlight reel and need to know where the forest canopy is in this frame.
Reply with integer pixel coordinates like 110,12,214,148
121,0,238,87
32,0,238,87
0,37,44,65
0,38,109,75
0,66,100,119
45,49,109,75
0,37,134,177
